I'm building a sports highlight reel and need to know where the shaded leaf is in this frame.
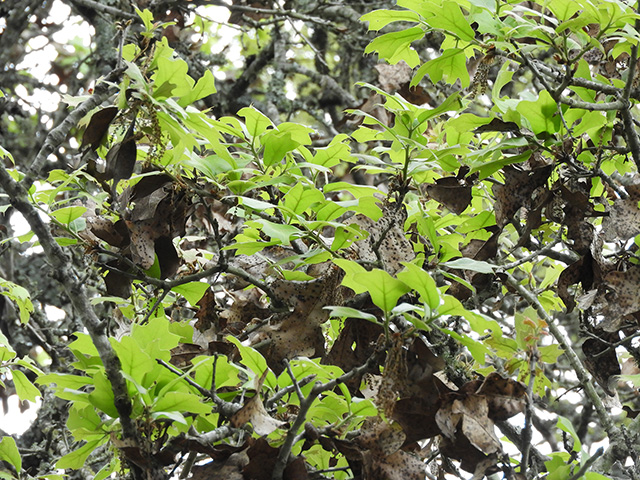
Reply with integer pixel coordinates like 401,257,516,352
81,106,118,150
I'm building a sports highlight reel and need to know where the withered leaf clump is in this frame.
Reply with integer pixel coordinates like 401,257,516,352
106,118,137,194
492,164,552,229
436,372,525,473
424,168,475,215
332,336,525,476
592,266,640,331
346,202,415,275
582,334,621,396
230,370,285,436
85,175,191,296
602,184,640,242
253,263,345,371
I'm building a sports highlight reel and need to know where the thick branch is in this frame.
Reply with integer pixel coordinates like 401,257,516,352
0,166,143,475
22,68,123,190
68,0,138,20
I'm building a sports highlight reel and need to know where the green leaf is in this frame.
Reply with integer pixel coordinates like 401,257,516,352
516,90,561,135
132,316,181,363
469,150,531,180
11,370,40,402
324,306,380,323
283,183,325,215
413,48,470,88
548,0,581,22
424,2,475,42
0,277,34,324
152,57,194,98
178,70,216,107
360,9,420,31
538,344,563,363
152,391,211,414
56,439,105,469
442,258,496,274
0,436,21,474
0,332,16,362
352,269,411,312
262,131,299,166
226,336,277,389
134,7,154,32
151,410,188,425
88,372,118,418
171,282,210,306
239,106,273,139
250,218,301,244
364,27,424,67
333,258,369,295
557,416,582,452
311,135,353,167
36,373,92,390
397,262,440,309
113,334,154,378
67,404,103,440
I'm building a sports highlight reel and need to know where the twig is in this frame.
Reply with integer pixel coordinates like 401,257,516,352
157,359,242,418
139,288,170,325
271,354,379,480
496,420,550,471
69,0,138,20
21,67,124,190
265,374,317,409
520,348,538,476
503,273,629,465
499,238,561,271
567,447,604,480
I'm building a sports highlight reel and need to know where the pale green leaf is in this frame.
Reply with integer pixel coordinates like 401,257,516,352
443,258,496,274
50,206,87,225
557,416,582,452
360,9,420,31
352,269,411,312
11,370,40,402
171,282,210,306
178,70,216,107
152,391,211,414
413,48,469,87
0,436,21,473
364,27,424,67
324,306,380,323
56,439,105,469
397,262,440,309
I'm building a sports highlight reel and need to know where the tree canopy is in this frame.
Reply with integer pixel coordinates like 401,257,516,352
1,0,640,479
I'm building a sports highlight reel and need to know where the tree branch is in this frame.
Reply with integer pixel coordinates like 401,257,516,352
0,165,145,478
21,67,123,190
503,273,630,469
271,354,379,480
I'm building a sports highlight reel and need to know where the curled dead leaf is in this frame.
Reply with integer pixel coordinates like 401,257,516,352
81,106,118,150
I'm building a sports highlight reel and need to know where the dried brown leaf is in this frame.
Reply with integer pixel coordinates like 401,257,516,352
602,184,640,242
81,106,118,150
375,61,413,93
493,165,551,229
347,203,415,275
425,176,472,214
582,335,620,395
594,266,640,331
230,371,285,436
475,372,526,421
